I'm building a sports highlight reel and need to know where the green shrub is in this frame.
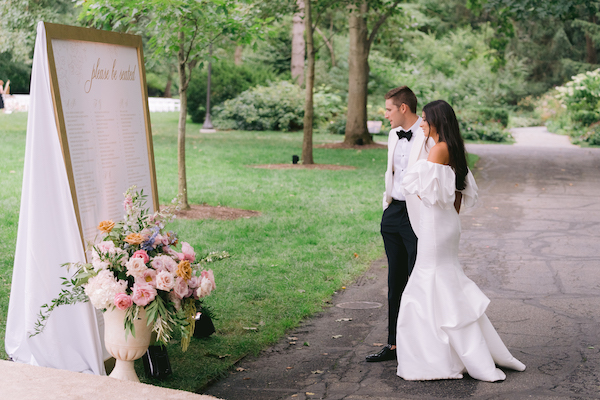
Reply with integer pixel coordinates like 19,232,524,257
187,59,276,123
477,107,509,127
146,72,167,97
213,81,304,131
327,118,346,135
214,81,344,132
589,128,600,145
0,52,31,94
572,110,599,126
457,109,512,142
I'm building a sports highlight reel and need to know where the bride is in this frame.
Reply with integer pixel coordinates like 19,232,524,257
396,100,526,382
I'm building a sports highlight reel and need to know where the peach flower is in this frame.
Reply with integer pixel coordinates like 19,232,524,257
114,293,133,310
97,220,115,234
176,260,192,281
125,233,145,245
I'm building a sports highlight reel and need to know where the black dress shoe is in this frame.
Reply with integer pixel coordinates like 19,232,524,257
366,344,396,362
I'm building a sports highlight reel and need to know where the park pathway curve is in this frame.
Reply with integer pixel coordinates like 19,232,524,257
203,129,600,400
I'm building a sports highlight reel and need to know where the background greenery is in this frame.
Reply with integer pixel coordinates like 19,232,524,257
2,1,600,141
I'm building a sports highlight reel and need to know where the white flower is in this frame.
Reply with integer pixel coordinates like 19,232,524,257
126,257,147,279
84,270,127,309
196,277,213,298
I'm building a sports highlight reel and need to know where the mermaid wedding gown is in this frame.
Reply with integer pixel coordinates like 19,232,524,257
396,160,525,382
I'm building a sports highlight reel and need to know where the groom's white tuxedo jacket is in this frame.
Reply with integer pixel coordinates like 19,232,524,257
382,125,433,238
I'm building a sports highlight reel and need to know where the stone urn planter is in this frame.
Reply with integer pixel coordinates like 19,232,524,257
103,307,152,382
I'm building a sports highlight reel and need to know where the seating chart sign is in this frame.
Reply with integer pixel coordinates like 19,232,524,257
44,23,158,253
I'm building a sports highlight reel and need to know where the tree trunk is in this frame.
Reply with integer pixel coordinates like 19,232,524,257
234,45,243,65
177,31,190,209
291,0,306,85
302,0,314,165
315,26,335,67
344,1,373,146
586,13,598,65
586,33,597,64
164,71,172,98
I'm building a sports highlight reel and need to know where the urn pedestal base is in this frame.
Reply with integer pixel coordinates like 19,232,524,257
103,307,151,382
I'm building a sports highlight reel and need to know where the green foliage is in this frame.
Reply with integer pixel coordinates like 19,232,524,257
457,108,513,142
187,58,277,123
0,52,30,94
541,69,600,146
213,81,344,131
146,72,168,98
0,0,78,64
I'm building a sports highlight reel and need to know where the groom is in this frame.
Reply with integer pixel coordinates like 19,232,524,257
366,86,432,362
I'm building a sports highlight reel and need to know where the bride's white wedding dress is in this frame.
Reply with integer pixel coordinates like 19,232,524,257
396,160,525,382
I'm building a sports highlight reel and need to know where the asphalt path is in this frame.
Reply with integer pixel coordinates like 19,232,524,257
203,127,600,400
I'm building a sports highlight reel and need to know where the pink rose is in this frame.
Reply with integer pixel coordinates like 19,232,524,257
188,275,202,289
173,276,189,299
132,250,150,264
131,282,157,306
114,293,133,310
201,269,216,290
155,270,175,291
139,268,157,286
181,242,196,262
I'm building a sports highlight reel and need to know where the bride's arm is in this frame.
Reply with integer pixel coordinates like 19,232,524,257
454,192,462,214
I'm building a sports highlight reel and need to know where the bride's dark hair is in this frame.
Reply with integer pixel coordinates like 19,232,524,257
422,100,468,191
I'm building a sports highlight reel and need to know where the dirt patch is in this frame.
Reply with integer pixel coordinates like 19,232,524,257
251,163,355,170
171,204,260,221
316,141,387,150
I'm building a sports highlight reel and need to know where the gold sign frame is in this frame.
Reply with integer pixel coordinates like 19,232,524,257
43,22,159,253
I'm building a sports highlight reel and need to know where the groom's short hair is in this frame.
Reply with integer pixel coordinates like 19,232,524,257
385,86,417,114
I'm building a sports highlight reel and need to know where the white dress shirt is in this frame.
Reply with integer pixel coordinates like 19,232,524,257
391,117,422,201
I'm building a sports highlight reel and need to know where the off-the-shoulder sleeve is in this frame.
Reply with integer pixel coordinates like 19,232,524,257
460,170,478,208
402,160,456,209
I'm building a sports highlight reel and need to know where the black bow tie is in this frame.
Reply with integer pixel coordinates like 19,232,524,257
396,129,412,141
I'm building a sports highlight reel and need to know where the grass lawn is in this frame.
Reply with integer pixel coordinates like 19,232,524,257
0,111,478,393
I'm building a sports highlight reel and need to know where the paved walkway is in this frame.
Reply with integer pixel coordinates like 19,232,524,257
203,127,600,399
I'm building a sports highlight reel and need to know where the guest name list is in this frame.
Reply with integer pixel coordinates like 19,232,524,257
52,39,154,246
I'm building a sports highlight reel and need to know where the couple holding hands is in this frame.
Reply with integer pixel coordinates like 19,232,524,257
366,86,526,382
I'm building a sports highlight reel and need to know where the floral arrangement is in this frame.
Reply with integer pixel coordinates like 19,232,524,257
33,187,228,351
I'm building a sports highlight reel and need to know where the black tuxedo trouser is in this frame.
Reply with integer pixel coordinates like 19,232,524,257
380,200,418,345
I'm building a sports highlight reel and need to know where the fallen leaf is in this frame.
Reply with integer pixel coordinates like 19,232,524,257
336,318,352,322
588,346,595,349
306,393,315,396
322,353,328,355
341,286,346,289
243,377,251,380
292,395,298,398
286,366,294,370
373,343,384,346
515,183,518,187
288,336,298,341
289,341,297,345
332,335,343,339
491,207,499,210
298,289,305,293
353,253,359,258
303,342,310,346
311,370,324,374
218,354,231,359
243,327,258,331
236,367,246,372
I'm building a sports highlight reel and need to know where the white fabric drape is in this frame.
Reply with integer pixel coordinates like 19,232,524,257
5,22,105,375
